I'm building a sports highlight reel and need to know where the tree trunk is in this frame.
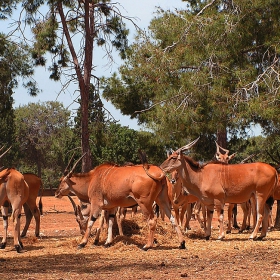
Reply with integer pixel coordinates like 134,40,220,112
80,87,92,172
216,129,227,148
58,1,93,172
80,0,94,172
274,200,280,229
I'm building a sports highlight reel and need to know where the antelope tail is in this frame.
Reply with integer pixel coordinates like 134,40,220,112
39,180,44,215
143,166,165,181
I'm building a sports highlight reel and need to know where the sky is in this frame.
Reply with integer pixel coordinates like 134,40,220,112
2,0,188,130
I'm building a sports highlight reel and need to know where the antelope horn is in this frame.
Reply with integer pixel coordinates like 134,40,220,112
67,195,78,215
0,146,12,159
240,154,256,164
167,149,174,158
64,153,76,175
176,137,200,153
215,141,229,155
67,152,87,177
215,141,221,155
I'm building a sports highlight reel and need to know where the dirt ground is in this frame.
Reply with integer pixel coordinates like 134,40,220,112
0,196,280,280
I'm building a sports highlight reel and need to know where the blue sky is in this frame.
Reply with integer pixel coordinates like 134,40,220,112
1,0,187,130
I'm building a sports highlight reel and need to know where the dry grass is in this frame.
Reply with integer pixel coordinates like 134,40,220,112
0,197,280,279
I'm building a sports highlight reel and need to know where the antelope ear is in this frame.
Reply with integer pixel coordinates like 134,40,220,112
228,153,237,160
0,169,11,182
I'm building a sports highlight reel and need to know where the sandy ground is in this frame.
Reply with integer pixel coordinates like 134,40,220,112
0,196,280,279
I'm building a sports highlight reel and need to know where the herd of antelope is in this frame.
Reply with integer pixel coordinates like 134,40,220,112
0,138,279,253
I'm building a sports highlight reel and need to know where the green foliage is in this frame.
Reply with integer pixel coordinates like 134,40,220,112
0,0,19,19
225,135,280,166
0,33,38,165
97,123,166,165
26,1,130,80
101,1,280,160
0,33,37,95
100,123,140,164
14,101,75,187
32,15,58,52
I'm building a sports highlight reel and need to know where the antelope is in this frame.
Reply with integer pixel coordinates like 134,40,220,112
160,138,277,241
215,141,257,233
62,155,138,246
1,173,43,239
67,195,118,246
215,141,236,163
68,195,132,245
21,173,43,237
55,155,185,250
167,169,199,232
0,168,29,252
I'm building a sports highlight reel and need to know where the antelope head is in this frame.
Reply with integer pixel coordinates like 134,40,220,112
67,196,89,235
55,152,87,198
215,141,236,163
160,137,200,173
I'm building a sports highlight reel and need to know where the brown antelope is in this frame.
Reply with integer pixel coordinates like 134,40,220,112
56,157,185,250
21,173,43,237
167,169,200,232
1,173,43,238
160,138,277,240
215,141,236,163
67,195,119,246
0,146,43,238
0,168,29,252
214,141,257,234
67,196,121,246
269,176,280,228
68,195,138,238
61,155,138,247
273,177,280,200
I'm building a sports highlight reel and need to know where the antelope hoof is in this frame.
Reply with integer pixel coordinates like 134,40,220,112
20,233,26,238
93,240,99,245
15,245,22,253
77,243,86,249
103,242,112,248
233,224,240,229
205,236,210,241
141,246,149,251
179,240,186,249
226,230,231,234
238,229,244,233
257,236,265,241
0,242,6,249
